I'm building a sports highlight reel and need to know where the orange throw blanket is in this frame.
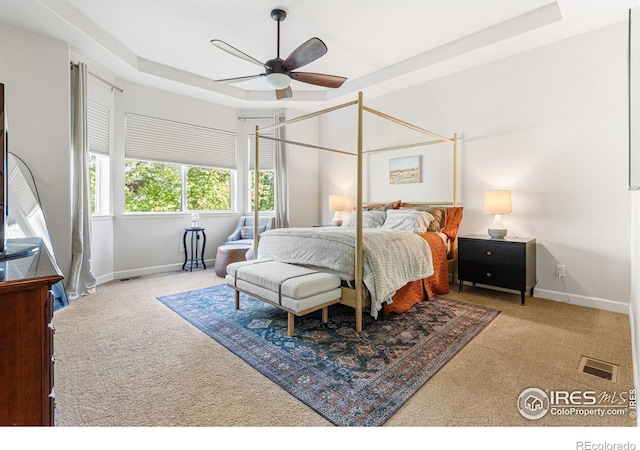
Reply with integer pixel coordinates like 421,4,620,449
382,232,449,316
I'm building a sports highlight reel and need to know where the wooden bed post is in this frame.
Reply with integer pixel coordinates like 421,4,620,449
355,91,364,332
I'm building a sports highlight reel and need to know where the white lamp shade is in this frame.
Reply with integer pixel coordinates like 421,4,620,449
329,194,345,211
329,194,345,226
483,190,512,215
343,196,356,211
265,73,291,90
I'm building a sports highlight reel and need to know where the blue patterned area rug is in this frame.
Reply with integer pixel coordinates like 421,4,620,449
157,284,500,426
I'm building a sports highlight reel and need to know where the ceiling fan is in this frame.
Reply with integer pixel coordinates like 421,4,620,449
210,8,347,100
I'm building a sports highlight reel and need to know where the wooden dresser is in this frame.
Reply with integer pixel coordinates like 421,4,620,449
0,238,63,426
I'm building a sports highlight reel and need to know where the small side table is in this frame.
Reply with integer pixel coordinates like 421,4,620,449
458,234,536,305
183,227,206,271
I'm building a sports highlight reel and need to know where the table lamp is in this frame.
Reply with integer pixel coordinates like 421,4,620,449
329,194,345,226
483,190,512,239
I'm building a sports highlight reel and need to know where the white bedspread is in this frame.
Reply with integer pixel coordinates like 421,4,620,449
254,227,434,318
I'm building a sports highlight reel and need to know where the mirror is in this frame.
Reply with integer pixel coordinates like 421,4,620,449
6,153,54,254
5,152,68,308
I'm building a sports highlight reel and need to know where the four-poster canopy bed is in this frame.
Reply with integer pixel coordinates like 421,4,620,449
248,91,460,333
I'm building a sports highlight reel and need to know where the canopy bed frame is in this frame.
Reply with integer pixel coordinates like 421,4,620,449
250,91,458,332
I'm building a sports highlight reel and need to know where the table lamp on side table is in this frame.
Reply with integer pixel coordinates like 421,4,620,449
483,190,512,239
329,194,345,226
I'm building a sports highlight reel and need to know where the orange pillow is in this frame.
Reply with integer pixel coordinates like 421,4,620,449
359,200,402,211
442,207,463,241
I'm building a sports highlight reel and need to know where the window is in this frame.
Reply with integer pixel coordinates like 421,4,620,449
249,170,274,211
187,165,231,210
89,153,109,214
248,133,275,212
124,113,236,213
124,160,232,212
124,160,181,212
88,100,110,215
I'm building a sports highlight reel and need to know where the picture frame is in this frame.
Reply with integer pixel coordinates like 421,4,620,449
389,155,421,184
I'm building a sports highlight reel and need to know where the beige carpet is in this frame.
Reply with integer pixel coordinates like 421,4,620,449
51,269,636,428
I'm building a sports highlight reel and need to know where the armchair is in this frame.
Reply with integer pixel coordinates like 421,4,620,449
226,216,275,246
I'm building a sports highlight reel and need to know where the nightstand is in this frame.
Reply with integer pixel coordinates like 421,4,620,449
458,234,536,305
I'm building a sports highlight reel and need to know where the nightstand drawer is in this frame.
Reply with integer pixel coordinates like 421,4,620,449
459,264,524,291
458,239,519,265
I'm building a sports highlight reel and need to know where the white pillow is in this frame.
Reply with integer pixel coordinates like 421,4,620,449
346,210,387,228
381,209,434,233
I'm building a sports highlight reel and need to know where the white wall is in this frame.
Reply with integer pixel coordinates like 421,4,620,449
320,22,632,314
0,24,72,279
632,192,639,390
317,105,360,225
285,108,320,227
111,81,240,278
84,59,116,284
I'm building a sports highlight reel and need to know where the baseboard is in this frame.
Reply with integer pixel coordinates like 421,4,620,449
112,259,215,281
534,288,630,315
95,273,114,286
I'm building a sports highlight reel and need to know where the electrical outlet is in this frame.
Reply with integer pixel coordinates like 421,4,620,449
179,243,184,253
556,264,566,278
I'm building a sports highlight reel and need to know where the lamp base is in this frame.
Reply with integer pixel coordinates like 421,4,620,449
332,219,343,226
488,228,507,239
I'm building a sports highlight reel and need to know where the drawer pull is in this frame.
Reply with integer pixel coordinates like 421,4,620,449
486,272,492,277
486,250,492,256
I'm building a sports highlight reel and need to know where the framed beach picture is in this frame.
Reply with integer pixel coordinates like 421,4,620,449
389,155,421,184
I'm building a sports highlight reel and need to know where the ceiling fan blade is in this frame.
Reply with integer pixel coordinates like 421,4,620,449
214,74,264,84
210,39,269,69
283,37,327,70
290,72,347,88
275,87,292,100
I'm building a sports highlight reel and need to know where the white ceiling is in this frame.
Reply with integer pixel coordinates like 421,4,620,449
0,0,635,110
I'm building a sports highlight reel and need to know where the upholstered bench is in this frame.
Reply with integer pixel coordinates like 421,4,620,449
214,244,251,277
225,259,342,337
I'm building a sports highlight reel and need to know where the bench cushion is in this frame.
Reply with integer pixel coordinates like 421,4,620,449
225,259,341,314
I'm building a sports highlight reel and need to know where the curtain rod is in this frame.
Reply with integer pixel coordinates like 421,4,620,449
70,61,124,93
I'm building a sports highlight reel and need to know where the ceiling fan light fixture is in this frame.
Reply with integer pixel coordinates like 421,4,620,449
265,73,291,89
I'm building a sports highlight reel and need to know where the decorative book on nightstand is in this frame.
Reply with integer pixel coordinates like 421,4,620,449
457,234,537,305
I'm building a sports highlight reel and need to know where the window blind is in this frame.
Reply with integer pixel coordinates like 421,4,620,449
88,100,110,155
125,113,237,169
249,133,275,170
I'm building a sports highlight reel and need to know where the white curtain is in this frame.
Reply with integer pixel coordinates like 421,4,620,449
67,62,97,300
273,116,288,228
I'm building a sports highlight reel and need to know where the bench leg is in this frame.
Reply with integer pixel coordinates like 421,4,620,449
321,306,328,324
234,290,240,309
287,312,295,337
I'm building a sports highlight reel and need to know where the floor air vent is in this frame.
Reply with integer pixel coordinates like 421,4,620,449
119,276,143,281
579,356,618,382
